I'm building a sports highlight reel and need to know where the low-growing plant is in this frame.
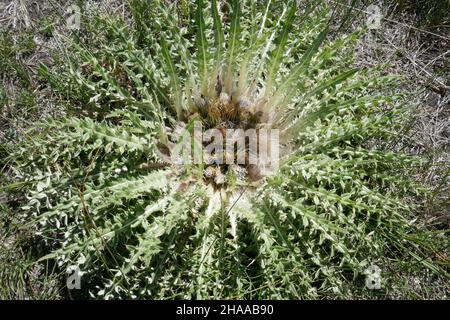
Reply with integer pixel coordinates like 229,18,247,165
4,0,448,299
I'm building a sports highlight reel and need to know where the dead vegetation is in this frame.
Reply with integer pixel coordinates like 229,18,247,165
0,0,448,299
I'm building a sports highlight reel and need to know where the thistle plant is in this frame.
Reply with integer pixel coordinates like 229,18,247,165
5,0,442,299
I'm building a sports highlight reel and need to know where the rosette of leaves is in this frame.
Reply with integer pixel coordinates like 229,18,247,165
5,0,437,299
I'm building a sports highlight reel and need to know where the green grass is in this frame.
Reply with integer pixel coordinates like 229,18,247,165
0,202,62,299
